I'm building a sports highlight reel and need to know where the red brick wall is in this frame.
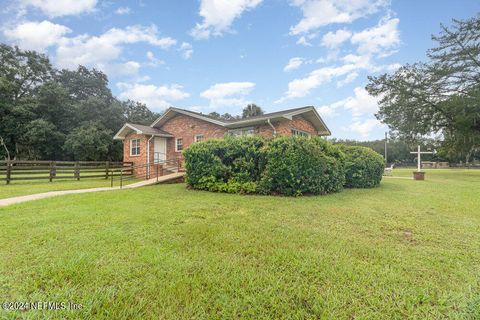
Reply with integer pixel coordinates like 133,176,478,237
276,115,318,136
122,114,319,177
158,114,227,160
122,133,155,177
251,115,318,137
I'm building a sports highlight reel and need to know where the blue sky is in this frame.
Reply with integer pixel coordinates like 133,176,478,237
1,0,479,139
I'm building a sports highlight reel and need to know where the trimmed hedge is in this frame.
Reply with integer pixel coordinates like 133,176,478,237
184,136,383,196
258,137,345,196
184,136,265,194
339,145,385,188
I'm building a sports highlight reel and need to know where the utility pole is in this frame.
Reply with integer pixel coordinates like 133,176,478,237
384,132,388,163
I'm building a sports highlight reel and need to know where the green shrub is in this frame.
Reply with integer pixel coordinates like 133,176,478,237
183,136,265,193
259,137,345,196
339,145,385,188
184,136,383,196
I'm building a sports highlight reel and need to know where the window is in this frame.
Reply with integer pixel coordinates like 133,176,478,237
291,128,311,138
175,138,183,152
194,134,204,142
228,127,254,137
130,138,140,156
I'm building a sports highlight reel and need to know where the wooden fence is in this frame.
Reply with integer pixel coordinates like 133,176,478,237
0,160,133,184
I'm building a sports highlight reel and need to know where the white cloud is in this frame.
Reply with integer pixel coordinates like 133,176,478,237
115,6,131,15
146,51,164,67
318,86,380,118
55,25,176,69
3,20,71,51
106,61,141,77
179,42,193,59
336,71,358,87
343,87,380,116
349,119,382,137
283,57,304,72
191,0,263,39
296,36,311,46
201,81,255,108
21,0,97,17
350,17,400,55
277,55,372,101
321,28,351,48
117,82,190,110
290,0,387,35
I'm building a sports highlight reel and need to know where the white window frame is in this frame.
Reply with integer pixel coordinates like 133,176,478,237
130,138,141,156
291,128,311,138
194,134,204,142
175,138,183,152
228,127,255,137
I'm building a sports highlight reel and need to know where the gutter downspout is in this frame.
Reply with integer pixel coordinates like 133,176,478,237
267,118,277,136
147,135,154,179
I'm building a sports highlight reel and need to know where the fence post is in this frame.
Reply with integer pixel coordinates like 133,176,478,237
49,161,54,182
6,160,11,185
111,169,114,188
75,161,80,180
156,164,159,182
120,168,123,189
105,161,110,179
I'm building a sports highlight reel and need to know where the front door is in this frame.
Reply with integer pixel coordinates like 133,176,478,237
154,137,166,163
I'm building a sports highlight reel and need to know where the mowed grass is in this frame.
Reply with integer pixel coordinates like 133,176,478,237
0,169,479,319
0,176,139,199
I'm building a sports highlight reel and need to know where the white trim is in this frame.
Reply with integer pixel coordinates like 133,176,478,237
113,123,174,140
194,134,204,142
148,106,331,136
228,127,255,137
151,107,226,128
130,138,141,156
146,135,154,177
114,123,142,140
291,128,311,137
175,138,183,152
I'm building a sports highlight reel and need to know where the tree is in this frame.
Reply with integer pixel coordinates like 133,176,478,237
63,122,113,161
242,104,264,119
121,100,160,125
0,44,53,159
208,111,221,119
207,111,240,121
366,15,480,164
23,119,65,160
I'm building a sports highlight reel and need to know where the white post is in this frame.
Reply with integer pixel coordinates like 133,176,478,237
417,145,421,172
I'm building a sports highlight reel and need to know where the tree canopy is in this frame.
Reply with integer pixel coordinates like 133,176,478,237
0,43,160,161
242,103,264,118
366,15,480,164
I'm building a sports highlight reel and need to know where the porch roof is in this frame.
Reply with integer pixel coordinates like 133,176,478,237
113,123,174,140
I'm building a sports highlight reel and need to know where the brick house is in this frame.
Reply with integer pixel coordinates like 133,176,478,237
113,106,331,177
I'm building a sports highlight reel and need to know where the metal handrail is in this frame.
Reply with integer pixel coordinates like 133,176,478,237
108,157,182,188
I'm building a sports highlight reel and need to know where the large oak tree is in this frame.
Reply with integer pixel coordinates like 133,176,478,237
366,16,480,163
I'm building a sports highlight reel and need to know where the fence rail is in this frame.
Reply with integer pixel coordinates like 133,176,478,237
0,160,133,184
109,158,183,188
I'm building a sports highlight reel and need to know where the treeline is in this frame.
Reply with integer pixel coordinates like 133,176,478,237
0,44,160,161
329,138,444,165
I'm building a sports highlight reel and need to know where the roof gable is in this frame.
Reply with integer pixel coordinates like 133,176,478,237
150,106,331,136
113,123,173,140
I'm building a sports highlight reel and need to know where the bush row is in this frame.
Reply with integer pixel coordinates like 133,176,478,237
183,136,384,196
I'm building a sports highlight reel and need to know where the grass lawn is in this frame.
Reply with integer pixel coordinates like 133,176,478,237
0,169,479,319
0,176,140,199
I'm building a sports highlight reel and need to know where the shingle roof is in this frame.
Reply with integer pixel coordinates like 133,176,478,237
126,123,172,136
149,106,331,136
171,106,313,123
